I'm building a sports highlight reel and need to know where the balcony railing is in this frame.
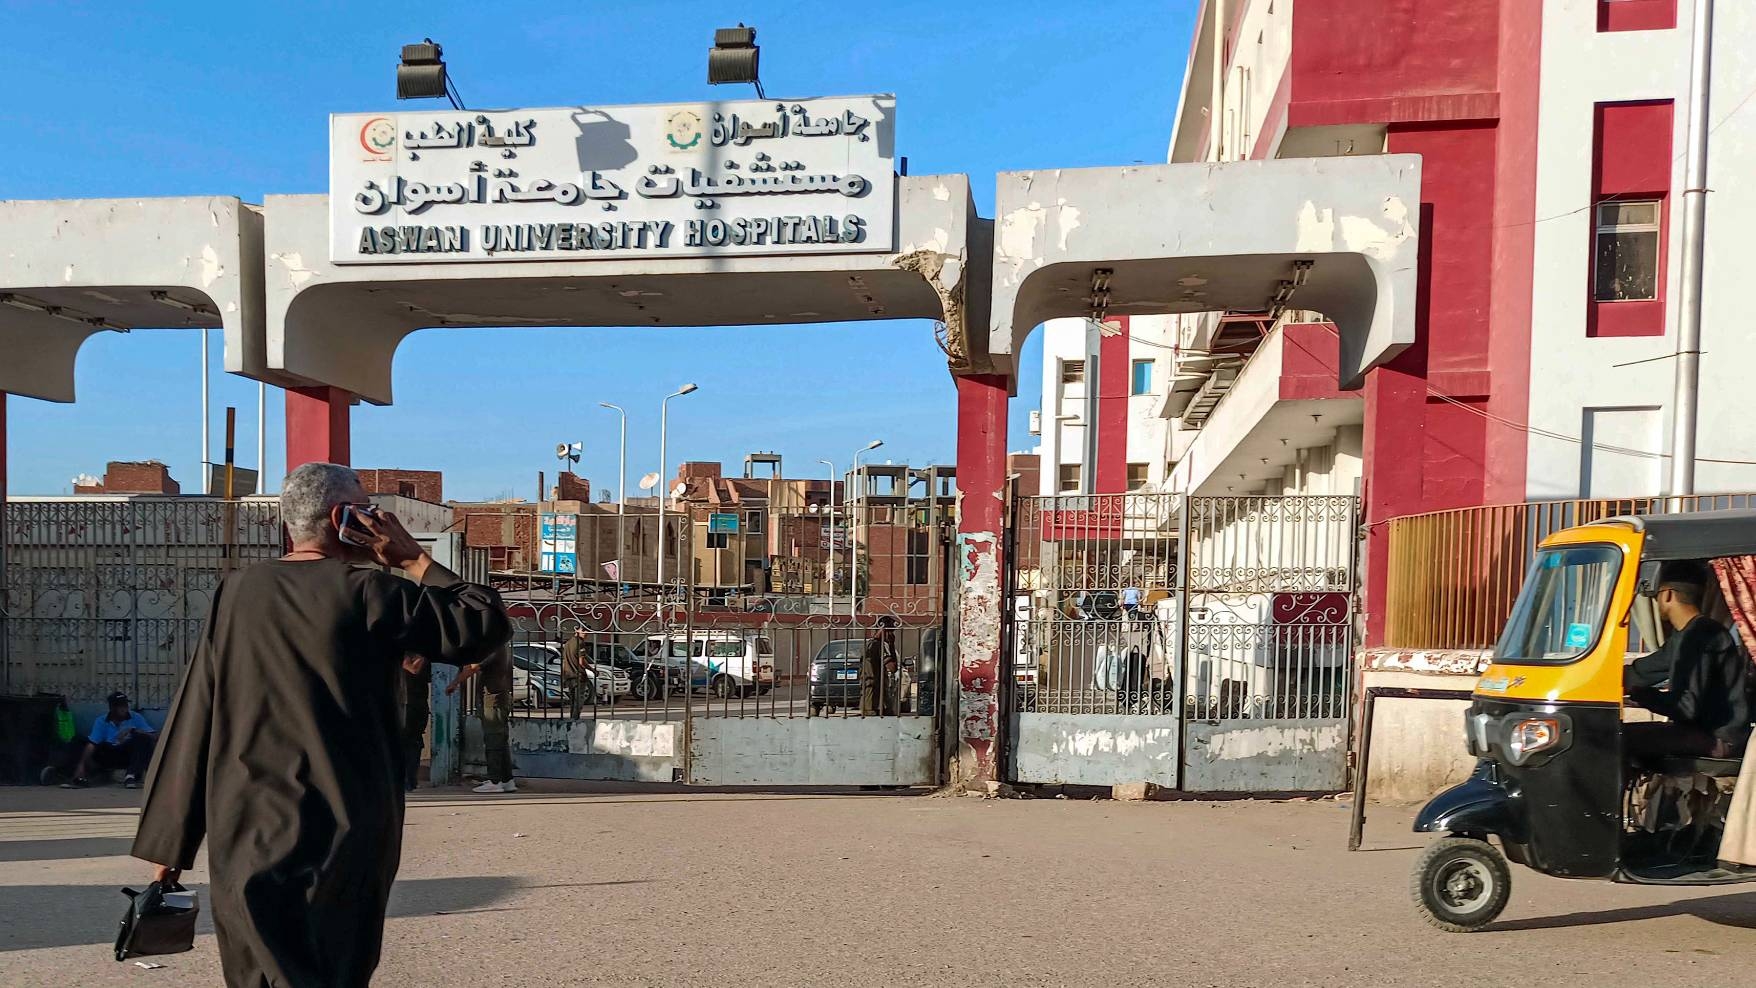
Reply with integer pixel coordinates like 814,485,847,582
1384,492,1756,650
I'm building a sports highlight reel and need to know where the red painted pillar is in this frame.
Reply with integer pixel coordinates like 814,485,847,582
953,372,1009,788
1095,316,1131,493
285,386,351,473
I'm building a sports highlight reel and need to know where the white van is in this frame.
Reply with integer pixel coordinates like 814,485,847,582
637,631,775,698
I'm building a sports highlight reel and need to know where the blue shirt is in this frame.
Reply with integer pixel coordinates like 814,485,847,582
89,712,153,746
1122,587,1142,607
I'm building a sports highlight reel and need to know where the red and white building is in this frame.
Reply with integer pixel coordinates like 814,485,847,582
1148,0,1756,643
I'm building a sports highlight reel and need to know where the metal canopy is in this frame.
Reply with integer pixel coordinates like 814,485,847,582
1608,510,1756,560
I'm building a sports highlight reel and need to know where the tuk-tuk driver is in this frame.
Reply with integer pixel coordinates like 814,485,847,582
1624,561,1752,765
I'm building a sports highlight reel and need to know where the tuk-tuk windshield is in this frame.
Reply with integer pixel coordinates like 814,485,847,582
1494,544,1622,665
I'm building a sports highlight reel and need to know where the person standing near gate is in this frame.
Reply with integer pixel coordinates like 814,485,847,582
130,462,510,987
859,617,899,716
400,654,431,792
451,644,517,793
560,626,595,719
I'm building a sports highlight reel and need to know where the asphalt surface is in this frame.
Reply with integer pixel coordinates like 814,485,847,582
0,782,1752,986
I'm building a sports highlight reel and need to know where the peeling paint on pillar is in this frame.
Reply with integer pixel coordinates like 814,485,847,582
954,529,1001,782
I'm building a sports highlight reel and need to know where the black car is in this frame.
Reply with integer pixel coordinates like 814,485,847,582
587,642,668,701
808,640,865,714
810,639,919,715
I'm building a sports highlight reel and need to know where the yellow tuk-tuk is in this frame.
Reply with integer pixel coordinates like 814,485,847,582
1411,510,1756,931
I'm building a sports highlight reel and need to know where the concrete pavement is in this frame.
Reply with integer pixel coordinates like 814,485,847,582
0,782,1751,986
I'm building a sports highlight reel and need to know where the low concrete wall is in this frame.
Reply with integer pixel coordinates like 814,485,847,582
687,716,936,786
465,718,679,783
1356,648,1492,804
1184,719,1348,792
1012,713,1180,787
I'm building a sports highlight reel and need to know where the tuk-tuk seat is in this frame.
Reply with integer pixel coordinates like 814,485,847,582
1660,756,1743,779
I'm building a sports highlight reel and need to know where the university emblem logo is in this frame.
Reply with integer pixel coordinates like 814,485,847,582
665,110,703,151
359,117,396,160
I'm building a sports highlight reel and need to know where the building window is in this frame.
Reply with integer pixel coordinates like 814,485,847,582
1593,201,1661,302
906,529,930,585
1126,463,1150,491
1060,359,1085,384
1597,0,1676,33
706,531,729,549
1131,359,1154,395
1057,463,1081,493
1588,100,1672,338
745,509,764,534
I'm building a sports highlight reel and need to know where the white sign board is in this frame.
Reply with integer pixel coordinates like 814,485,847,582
330,95,896,264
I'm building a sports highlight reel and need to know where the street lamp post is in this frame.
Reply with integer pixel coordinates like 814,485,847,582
817,458,836,610
849,439,883,621
656,384,699,610
599,402,627,587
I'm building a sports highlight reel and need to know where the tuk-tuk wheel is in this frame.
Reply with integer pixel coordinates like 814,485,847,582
1411,836,1511,933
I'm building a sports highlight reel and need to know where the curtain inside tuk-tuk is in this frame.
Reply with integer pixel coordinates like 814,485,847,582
1710,556,1756,868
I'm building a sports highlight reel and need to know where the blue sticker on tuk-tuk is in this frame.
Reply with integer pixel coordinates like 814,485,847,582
1565,622,1592,649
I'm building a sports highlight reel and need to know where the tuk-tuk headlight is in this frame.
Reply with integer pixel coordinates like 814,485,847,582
1507,716,1562,765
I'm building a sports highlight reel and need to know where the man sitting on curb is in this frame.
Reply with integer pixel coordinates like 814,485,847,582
62,692,158,789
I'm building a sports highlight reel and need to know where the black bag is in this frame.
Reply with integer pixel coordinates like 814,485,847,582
114,881,199,962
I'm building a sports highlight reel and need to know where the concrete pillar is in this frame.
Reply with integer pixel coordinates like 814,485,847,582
285,386,351,473
953,372,1009,787
1,392,8,684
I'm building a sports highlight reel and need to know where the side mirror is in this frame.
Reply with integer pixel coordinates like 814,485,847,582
1636,558,1663,597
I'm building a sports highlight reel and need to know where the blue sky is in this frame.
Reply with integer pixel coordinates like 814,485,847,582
1,0,1192,500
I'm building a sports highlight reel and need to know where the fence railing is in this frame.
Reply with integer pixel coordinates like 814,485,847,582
1383,492,1756,650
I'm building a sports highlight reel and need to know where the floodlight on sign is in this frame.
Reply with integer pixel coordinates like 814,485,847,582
397,39,457,106
708,24,763,97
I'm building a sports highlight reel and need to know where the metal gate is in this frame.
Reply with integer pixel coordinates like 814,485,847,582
467,500,955,788
1003,492,1358,792
2,497,285,708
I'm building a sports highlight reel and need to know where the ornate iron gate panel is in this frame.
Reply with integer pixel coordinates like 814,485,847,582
1004,493,1181,787
2,498,284,708
1002,492,1358,792
464,505,953,787
1179,495,1358,792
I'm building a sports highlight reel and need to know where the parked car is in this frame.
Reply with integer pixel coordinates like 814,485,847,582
629,636,714,693
586,642,668,701
636,632,775,698
509,642,631,707
809,638,917,715
809,639,863,714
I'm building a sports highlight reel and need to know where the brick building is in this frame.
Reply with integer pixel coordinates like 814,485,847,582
354,468,442,503
72,460,180,495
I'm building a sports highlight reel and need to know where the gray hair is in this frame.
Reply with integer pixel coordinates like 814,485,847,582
281,462,365,543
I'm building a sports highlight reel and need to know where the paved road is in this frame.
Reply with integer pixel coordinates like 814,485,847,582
1,783,1752,986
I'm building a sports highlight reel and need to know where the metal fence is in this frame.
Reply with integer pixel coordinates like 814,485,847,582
1,497,284,707
1383,492,1756,650
464,508,954,724
1007,493,1179,715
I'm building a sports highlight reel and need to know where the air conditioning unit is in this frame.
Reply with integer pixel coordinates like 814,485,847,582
1028,409,1042,436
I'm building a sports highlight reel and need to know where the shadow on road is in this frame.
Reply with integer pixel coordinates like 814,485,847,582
1487,890,1756,933
0,875,538,953
0,835,135,863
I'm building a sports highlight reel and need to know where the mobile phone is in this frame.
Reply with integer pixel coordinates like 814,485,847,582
338,504,377,547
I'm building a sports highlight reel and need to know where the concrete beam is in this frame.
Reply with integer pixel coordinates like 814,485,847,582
0,197,269,402
988,155,1422,389
264,175,985,404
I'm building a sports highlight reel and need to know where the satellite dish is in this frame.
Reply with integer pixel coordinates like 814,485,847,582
670,482,688,498
807,503,820,514
638,472,661,491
